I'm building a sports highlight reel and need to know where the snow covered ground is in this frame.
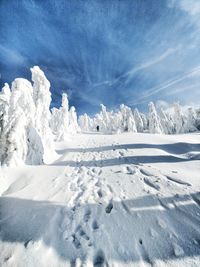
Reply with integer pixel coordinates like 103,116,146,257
0,132,200,267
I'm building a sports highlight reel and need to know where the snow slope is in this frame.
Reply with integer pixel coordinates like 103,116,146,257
0,132,200,267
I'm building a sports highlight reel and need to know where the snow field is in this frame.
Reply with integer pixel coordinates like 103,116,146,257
0,132,200,267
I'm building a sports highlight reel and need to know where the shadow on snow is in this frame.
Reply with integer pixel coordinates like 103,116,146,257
1,192,200,264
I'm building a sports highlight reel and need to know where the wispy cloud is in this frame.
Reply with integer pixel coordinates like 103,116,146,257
0,44,26,65
92,47,178,89
125,47,179,78
129,65,200,105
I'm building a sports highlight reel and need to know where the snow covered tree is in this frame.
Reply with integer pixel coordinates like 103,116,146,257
31,66,56,162
173,102,186,134
195,108,200,130
119,104,137,132
134,108,144,132
185,107,197,132
50,93,71,140
50,92,80,139
140,112,148,131
68,106,80,133
0,78,44,166
0,83,10,135
148,102,163,134
0,83,11,163
159,107,174,134
79,113,90,132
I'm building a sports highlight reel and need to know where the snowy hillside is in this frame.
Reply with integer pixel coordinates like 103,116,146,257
1,132,200,267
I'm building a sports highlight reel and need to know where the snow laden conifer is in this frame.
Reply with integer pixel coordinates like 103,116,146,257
68,106,80,133
0,66,62,166
50,92,80,140
120,104,137,132
0,83,11,163
173,102,186,134
133,108,144,132
50,93,70,140
31,66,56,162
195,108,200,130
148,102,163,134
140,112,148,131
159,107,174,134
1,79,44,166
185,107,197,132
79,113,90,132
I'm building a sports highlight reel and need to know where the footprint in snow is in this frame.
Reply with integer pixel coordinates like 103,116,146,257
107,184,113,193
119,151,124,157
93,250,106,267
143,177,160,191
122,166,136,175
173,243,184,257
105,201,113,214
97,189,103,198
72,234,81,249
92,220,99,230
165,175,191,186
84,208,91,222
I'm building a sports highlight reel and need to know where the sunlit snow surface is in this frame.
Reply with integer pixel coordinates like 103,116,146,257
0,132,200,267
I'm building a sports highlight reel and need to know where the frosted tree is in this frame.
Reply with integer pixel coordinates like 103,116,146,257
68,106,80,133
140,112,148,131
0,83,11,163
173,102,186,134
31,66,56,162
195,108,200,130
100,104,111,132
185,107,197,132
0,83,10,135
77,101,199,135
126,107,137,132
50,107,60,135
1,79,44,166
50,93,70,140
127,116,137,132
134,108,144,132
159,108,174,134
110,111,123,133
148,102,163,134
79,113,90,132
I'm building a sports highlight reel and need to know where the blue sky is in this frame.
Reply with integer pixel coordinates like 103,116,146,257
0,0,200,115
